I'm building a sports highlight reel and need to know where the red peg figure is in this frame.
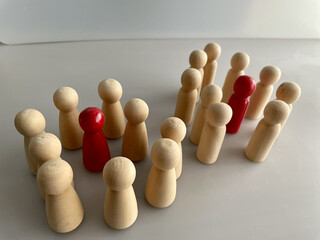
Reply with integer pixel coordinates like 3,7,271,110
79,107,111,172
226,75,256,134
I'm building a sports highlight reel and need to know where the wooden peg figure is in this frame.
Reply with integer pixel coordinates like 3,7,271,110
103,157,138,229
221,52,250,103
202,43,221,93
174,68,201,126
37,158,84,233
28,133,62,174
197,102,232,164
98,79,126,139
160,117,186,179
246,66,281,119
122,98,149,161
190,84,223,145
276,82,301,127
226,75,256,134
79,107,111,172
29,133,62,199
245,100,290,162
145,138,180,208
189,50,208,100
53,87,84,149
14,109,46,175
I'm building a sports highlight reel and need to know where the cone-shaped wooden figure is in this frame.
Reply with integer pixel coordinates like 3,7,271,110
226,75,256,134
246,66,281,119
122,98,149,161
98,79,126,139
197,102,232,164
103,157,138,229
79,107,111,172
189,50,208,101
201,43,221,93
190,84,223,145
37,158,84,233
275,82,301,127
245,100,290,162
161,117,186,179
174,68,201,126
145,138,180,208
14,109,46,175
53,87,83,149
29,133,62,198
221,52,250,103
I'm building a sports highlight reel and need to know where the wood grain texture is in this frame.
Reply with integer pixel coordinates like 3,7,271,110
14,109,46,175
122,98,149,161
53,87,83,149
103,157,138,229
37,158,84,233
245,100,290,162
174,68,201,126
246,66,281,119
221,52,250,103
145,138,180,208
98,79,126,139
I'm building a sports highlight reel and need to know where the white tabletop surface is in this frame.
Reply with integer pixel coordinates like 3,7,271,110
0,38,319,240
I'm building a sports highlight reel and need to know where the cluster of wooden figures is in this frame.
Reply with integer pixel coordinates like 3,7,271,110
14,42,301,233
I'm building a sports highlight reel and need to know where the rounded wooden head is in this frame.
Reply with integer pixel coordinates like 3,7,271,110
263,100,290,124
14,109,46,137
207,102,233,127
53,87,79,112
124,98,149,125
29,133,62,167
259,66,281,86
160,117,186,143
276,82,301,104
98,79,123,104
151,138,180,171
79,107,105,132
204,43,221,62
189,50,208,69
37,158,73,195
234,75,256,98
103,156,136,191
201,84,223,108
181,68,201,91
230,52,250,71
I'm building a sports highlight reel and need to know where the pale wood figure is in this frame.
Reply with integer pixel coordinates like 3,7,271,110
122,98,149,161
53,87,84,149
189,49,208,100
28,133,62,198
190,84,223,145
245,100,290,162
275,82,301,127
103,157,138,229
202,43,221,93
145,138,180,208
197,102,232,164
174,68,201,126
221,52,250,103
14,109,46,175
37,158,84,233
246,66,281,119
98,79,126,139
160,117,186,179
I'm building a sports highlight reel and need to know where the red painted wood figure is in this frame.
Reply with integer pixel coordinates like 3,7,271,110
79,107,111,171
226,75,256,134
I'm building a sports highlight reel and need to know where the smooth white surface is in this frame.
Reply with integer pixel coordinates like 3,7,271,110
1,0,320,44
0,38,319,239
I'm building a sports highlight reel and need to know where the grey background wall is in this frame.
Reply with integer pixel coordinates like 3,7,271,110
1,0,320,44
